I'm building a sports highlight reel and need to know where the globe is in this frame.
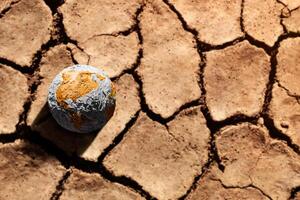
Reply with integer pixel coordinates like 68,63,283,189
48,65,116,133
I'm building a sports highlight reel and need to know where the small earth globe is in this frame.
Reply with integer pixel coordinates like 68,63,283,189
48,65,116,133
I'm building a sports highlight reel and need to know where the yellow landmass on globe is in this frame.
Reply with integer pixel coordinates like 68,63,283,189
56,70,105,129
110,83,116,97
56,70,105,109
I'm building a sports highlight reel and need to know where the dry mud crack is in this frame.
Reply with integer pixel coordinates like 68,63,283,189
0,0,300,199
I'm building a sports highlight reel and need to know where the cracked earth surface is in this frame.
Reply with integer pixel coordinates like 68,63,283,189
0,0,300,199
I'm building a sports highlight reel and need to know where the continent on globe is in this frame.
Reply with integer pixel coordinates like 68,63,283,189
48,65,116,133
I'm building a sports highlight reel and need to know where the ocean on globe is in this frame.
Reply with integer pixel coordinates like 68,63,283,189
48,65,116,133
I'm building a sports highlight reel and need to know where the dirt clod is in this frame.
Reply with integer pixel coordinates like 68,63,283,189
59,0,142,43
138,0,201,119
283,8,300,33
243,0,284,46
0,0,52,66
269,83,300,147
205,41,270,121
277,38,300,96
104,107,210,199
216,124,300,200
186,164,269,200
60,168,144,200
0,140,65,200
80,33,140,78
0,65,29,134
169,0,243,45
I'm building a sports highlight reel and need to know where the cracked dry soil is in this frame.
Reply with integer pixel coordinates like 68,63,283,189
0,0,300,199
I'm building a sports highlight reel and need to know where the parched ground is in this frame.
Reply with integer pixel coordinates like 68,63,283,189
0,0,300,199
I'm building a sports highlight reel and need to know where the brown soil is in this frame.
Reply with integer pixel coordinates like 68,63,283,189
0,0,300,199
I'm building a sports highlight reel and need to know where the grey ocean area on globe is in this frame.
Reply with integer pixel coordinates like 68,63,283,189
48,65,115,133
